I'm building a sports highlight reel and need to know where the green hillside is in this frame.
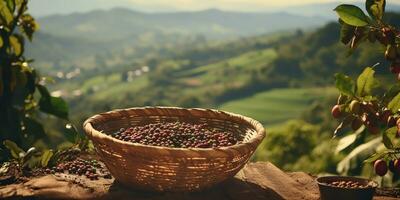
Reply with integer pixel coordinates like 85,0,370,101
219,87,337,127
38,8,326,40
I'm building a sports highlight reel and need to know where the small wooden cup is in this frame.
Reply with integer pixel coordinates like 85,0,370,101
317,176,378,200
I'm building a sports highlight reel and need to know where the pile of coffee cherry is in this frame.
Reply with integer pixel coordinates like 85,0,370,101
112,121,240,148
45,158,112,180
327,180,372,189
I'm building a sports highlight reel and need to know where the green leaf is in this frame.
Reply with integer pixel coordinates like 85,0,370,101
384,84,400,103
383,127,396,149
340,23,356,45
37,84,50,98
364,150,389,163
0,1,14,26
388,92,400,113
15,0,23,9
41,150,53,167
334,4,370,27
3,140,25,159
366,0,386,20
0,37,3,48
39,96,69,119
38,84,69,119
336,132,359,153
9,34,24,56
356,67,377,97
19,14,39,41
335,73,355,96
5,0,15,13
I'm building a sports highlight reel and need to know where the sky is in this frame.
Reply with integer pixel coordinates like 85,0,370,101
29,0,369,17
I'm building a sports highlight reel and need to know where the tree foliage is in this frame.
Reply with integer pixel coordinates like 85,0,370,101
0,0,78,163
332,0,400,176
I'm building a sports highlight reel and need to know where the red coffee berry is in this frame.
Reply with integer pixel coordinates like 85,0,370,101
389,160,396,173
331,105,342,119
351,118,363,131
390,63,400,74
374,159,388,176
388,116,397,127
394,159,400,174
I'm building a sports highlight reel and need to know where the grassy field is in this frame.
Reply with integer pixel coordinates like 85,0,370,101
219,87,338,128
179,48,277,84
176,48,278,99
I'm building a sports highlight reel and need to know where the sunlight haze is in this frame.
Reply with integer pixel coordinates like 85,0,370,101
30,0,366,16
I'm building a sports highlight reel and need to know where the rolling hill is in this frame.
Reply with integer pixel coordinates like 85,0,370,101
37,8,327,41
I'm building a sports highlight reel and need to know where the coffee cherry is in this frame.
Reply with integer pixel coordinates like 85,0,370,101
331,105,342,119
351,118,363,131
391,62,400,74
48,158,110,180
382,27,396,45
389,160,396,173
374,159,388,176
349,100,361,114
388,116,397,127
367,125,380,135
380,110,392,125
394,159,400,174
385,45,398,61
367,101,379,112
328,180,370,189
365,113,378,126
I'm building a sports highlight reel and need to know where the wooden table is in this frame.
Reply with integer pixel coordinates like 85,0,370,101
0,162,398,200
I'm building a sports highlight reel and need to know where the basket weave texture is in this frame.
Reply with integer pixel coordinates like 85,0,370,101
83,107,265,191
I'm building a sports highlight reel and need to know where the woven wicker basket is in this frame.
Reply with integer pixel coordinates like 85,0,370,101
83,107,265,192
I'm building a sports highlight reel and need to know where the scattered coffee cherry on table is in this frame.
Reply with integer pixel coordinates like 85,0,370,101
45,158,112,180
111,122,241,148
327,181,371,189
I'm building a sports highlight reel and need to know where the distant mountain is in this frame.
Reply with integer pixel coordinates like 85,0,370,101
37,8,327,41
284,2,400,19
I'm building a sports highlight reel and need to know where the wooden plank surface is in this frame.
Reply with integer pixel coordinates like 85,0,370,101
0,162,398,200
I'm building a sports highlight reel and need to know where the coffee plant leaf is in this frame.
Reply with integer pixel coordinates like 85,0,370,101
39,96,69,119
335,73,355,96
3,140,25,159
340,23,356,45
336,132,359,153
366,0,385,20
41,149,53,167
382,127,396,149
334,4,370,27
356,67,377,97
388,92,400,113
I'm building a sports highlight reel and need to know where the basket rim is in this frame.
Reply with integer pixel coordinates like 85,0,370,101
83,106,266,152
